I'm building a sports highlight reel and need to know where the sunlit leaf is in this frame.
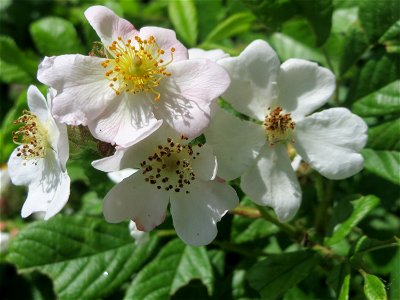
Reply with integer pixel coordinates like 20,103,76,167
7,215,158,299
325,195,380,246
168,0,198,47
30,17,84,56
362,272,387,300
203,12,255,44
362,149,400,185
125,238,213,299
246,250,319,298
352,81,400,117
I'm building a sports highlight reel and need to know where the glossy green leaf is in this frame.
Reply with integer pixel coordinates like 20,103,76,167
195,0,224,42
347,54,400,101
368,119,400,151
168,0,198,47
269,33,327,65
0,59,32,84
338,273,351,300
246,250,319,298
124,238,213,299
352,81,400,117
231,214,278,244
7,215,158,299
30,17,84,55
359,0,400,44
389,251,400,300
292,0,333,46
325,195,380,246
380,20,400,53
203,12,255,44
362,272,387,300
362,149,400,185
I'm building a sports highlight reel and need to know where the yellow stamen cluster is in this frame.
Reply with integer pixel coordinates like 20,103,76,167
101,35,175,101
140,136,203,194
264,106,295,146
12,110,49,162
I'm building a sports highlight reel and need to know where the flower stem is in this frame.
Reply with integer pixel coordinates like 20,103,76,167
314,175,333,237
257,205,300,239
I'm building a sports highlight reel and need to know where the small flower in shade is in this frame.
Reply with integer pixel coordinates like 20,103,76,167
7,86,70,220
92,124,239,246
204,40,368,222
37,5,230,146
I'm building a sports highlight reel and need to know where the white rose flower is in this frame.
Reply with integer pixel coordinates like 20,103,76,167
93,124,239,246
205,40,368,222
7,85,70,220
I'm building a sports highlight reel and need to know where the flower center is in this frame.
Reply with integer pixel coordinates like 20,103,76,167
263,106,295,146
12,110,49,162
101,35,175,101
140,136,202,194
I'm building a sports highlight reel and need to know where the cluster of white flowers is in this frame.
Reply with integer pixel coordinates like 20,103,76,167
8,6,367,246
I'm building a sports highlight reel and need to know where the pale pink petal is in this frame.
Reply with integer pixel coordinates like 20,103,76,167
294,108,367,180
103,171,168,230
87,93,162,146
278,59,336,121
190,144,217,181
155,59,230,138
241,144,302,222
84,5,138,48
188,48,229,61
37,55,116,125
218,39,280,121
205,107,265,181
139,26,188,62
170,180,239,246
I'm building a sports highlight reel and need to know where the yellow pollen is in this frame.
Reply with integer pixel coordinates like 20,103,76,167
140,136,202,194
12,110,49,162
102,35,174,101
264,106,296,146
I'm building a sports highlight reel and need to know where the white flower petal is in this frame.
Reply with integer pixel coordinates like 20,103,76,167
139,26,188,62
205,107,265,181
37,55,116,125
188,48,229,61
278,58,336,121
27,85,49,123
191,144,217,181
108,169,138,183
92,149,125,172
241,144,302,222
170,180,239,246
8,148,45,186
20,151,69,219
129,220,150,245
155,59,230,138
84,5,138,48
103,171,168,231
218,40,280,120
294,108,367,180
88,93,162,146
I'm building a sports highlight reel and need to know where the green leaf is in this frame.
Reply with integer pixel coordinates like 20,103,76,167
168,0,198,47
30,17,84,56
389,251,400,300
203,12,255,44
339,26,369,76
352,80,400,117
292,0,333,46
338,274,350,300
195,0,224,42
362,272,388,300
347,54,400,101
0,35,37,80
125,238,213,299
359,0,400,44
362,149,400,185
269,33,327,65
325,195,380,246
246,250,319,299
7,215,158,299
380,20,400,53
231,214,278,244
368,119,400,151
242,0,296,31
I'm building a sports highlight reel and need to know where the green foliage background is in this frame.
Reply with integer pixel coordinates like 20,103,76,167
0,0,399,299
